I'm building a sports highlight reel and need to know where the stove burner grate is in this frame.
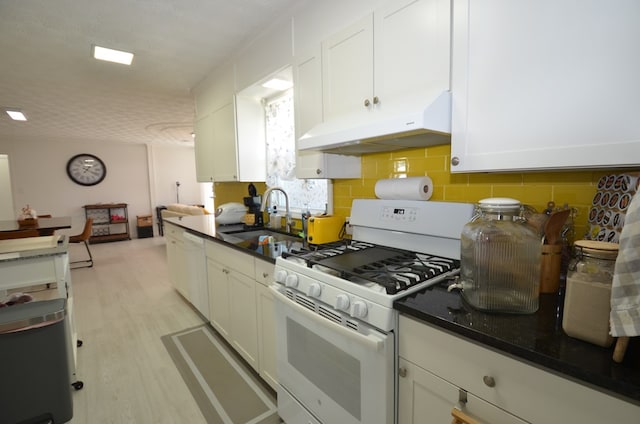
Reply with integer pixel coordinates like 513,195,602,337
281,240,460,294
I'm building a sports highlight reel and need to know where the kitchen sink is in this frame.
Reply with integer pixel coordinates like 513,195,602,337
217,228,302,244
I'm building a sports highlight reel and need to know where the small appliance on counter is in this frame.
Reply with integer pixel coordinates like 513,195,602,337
243,183,264,229
214,202,246,225
306,215,344,244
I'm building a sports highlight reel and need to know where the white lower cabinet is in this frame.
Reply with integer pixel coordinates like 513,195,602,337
205,240,277,387
228,269,259,369
398,358,526,424
399,315,640,424
164,223,187,297
206,257,231,340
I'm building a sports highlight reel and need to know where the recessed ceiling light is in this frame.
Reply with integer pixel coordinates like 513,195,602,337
262,78,293,91
92,45,134,65
5,109,27,121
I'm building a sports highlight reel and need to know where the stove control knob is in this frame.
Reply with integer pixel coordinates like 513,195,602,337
285,274,299,288
307,283,322,297
352,301,368,318
335,294,350,311
274,270,288,283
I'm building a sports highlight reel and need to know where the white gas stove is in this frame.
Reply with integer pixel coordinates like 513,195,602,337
273,199,475,331
272,199,475,424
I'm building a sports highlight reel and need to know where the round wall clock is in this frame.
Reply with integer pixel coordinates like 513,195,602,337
66,153,107,186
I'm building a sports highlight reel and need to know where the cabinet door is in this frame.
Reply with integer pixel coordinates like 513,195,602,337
194,112,215,183
398,358,460,424
165,224,187,297
294,47,323,140
451,0,640,172
322,14,374,121
399,358,528,424
229,270,259,370
294,46,363,179
210,102,239,182
374,0,450,102
235,95,266,182
206,258,231,340
256,282,277,390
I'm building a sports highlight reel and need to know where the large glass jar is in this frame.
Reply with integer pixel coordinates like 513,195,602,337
459,198,542,314
562,240,618,347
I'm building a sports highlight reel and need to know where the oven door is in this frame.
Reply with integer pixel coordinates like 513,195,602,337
271,286,394,424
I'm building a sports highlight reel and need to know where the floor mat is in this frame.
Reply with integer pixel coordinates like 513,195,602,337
161,324,279,424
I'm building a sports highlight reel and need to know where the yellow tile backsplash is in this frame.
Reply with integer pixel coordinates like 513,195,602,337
332,145,639,240
212,146,638,241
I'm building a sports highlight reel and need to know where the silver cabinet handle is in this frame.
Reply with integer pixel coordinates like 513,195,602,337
262,272,269,278
483,375,496,387
373,96,379,104
398,367,407,378
451,156,460,166
316,168,322,175
364,99,371,107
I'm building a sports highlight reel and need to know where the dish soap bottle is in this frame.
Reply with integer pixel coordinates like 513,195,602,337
269,206,281,229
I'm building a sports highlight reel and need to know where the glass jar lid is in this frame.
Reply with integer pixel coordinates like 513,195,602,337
478,197,521,213
574,240,619,261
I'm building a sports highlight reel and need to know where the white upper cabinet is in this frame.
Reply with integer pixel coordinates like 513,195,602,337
235,95,266,182
374,0,450,104
194,111,216,183
195,102,237,182
450,0,640,172
322,0,450,121
294,47,361,178
297,0,452,154
194,95,266,183
322,14,375,121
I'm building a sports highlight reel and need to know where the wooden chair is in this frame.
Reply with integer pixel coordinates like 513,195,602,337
69,218,93,268
0,229,40,240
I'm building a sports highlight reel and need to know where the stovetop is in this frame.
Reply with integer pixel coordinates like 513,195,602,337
280,239,460,295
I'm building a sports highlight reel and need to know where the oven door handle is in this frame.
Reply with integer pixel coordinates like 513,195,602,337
271,286,384,352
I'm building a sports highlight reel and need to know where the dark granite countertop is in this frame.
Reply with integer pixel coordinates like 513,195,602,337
394,280,640,404
163,215,304,263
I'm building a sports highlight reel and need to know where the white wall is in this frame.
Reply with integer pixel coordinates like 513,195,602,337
0,138,201,237
0,154,15,220
150,144,203,206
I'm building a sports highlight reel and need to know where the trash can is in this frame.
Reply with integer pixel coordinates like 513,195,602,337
0,298,73,424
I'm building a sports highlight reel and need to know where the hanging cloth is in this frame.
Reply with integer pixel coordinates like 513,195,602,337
610,190,640,337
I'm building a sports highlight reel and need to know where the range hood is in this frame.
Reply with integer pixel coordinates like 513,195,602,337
298,90,451,155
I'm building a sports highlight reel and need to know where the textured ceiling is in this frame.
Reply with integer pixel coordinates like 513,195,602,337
0,0,300,146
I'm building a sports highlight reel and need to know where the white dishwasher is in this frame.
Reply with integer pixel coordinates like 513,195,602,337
182,231,210,319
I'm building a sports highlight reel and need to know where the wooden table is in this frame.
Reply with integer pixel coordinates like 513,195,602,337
0,217,72,236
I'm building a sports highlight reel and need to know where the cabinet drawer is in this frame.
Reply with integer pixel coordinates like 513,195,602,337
399,315,639,424
205,240,255,278
164,223,184,239
254,259,274,287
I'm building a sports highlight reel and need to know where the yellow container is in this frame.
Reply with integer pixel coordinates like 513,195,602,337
307,216,345,245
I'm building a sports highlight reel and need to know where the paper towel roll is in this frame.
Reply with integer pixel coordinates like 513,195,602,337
374,177,433,201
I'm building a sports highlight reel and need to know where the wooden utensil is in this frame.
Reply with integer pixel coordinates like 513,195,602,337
539,209,570,293
544,209,570,245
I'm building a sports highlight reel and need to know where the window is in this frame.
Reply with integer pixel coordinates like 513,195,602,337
264,89,331,216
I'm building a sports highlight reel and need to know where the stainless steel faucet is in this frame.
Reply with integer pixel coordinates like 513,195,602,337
260,187,291,233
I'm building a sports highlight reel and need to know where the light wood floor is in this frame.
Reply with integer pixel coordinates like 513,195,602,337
33,237,210,423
